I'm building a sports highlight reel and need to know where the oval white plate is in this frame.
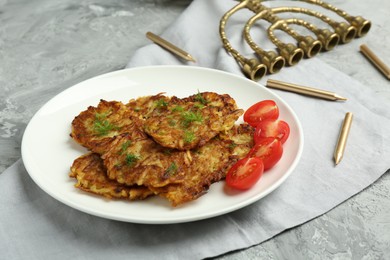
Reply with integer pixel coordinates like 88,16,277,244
22,66,303,224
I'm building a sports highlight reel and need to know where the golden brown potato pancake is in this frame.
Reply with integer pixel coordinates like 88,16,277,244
151,123,255,206
143,92,244,150
102,124,254,206
70,99,145,154
126,93,171,120
69,153,154,200
101,132,191,187
69,92,253,207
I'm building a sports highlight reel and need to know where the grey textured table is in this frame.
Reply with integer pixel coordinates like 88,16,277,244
1,0,389,259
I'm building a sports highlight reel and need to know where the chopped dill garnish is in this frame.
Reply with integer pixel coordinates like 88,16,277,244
183,130,195,143
181,111,203,128
171,105,184,112
194,91,208,105
125,153,139,166
228,142,237,150
194,103,205,109
119,140,131,154
165,162,178,176
95,112,109,120
93,112,119,136
155,99,169,108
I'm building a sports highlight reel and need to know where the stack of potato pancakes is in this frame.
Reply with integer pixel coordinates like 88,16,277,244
69,92,255,207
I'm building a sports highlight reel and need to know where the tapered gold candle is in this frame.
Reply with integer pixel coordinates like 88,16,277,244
334,112,353,165
146,31,196,62
266,79,347,101
360,44,390,80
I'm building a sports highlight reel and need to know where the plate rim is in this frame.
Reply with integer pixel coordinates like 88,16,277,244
21,65,304,224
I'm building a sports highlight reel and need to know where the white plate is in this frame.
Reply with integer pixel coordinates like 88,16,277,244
22,66,303,224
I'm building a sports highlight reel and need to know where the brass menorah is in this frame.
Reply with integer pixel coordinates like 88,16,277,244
219,0,371,81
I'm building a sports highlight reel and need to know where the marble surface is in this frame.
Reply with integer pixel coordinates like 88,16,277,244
1,0,389,259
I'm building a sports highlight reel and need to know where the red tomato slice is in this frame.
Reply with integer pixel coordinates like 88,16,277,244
247,138,283,170
226,157,264,190
254,119,290,144
243,100,279,127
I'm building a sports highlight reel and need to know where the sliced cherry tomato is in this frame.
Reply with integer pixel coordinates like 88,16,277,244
247,137,283,170
254,119,290,144
226,157,264,190
243,100,279,127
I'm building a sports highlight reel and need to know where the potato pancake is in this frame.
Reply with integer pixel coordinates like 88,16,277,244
102,124,254,206
69,92,254,207
101,133,191,187
126,93,171,120
69,153,154,200
143,92,244,150
151,124,255,206
70,100,145,154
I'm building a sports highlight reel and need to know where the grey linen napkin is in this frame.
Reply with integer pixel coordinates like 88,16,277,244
1,0,390,259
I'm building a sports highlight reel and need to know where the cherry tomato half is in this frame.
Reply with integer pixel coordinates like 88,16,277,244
247,137,283,170
254,119,290,144
226,157,264,190
243,100,279,127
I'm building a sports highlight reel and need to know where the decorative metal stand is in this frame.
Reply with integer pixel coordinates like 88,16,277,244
219,0,371,81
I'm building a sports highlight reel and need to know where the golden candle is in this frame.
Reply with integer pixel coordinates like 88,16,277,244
334,112,353,165
146,31,196,62
266,79,347,101
360,44,390,80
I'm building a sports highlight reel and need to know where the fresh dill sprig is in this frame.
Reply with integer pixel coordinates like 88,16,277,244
119,140,132,155
93,112,119,136
183,131,195,143
155,99,169,109
165,162,178,176
228,142,237,150
125,153,139,166
194,91,208,105
171,105,184,112
181,111,203,128
193,103,205,109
